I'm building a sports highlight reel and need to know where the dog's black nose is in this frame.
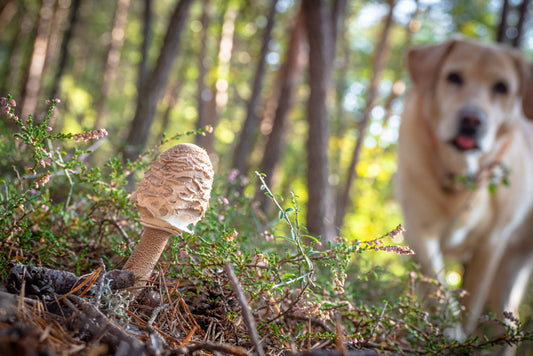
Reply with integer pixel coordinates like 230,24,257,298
458,107,486,137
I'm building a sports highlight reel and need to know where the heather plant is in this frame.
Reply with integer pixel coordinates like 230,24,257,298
1,95,531,354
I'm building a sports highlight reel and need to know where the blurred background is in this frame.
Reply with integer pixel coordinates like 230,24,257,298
0,0,531,244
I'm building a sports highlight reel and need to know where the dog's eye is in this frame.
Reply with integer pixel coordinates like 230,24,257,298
493,81,508,95
446,72,463,85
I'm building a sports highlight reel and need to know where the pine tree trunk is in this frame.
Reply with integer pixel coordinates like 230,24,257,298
137,0,152,90
303,0,334,241
124,0,193,161
48,0,81,100
255,5,305,212
195,0,210,146
20,0,55,117
334,0,395,231
232,0,278,176
94,0,131,130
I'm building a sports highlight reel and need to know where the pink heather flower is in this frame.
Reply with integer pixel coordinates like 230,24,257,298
217,197,229,205
388,224,405,239
45,100,51,105
178,248,188,256
9,99,16,107
46,126,52,131
73,128,108,142
228,169,239,183
54,98,61,104
205,125,213,133
218,214,225,222
236,250,242,256
261,230,275,241
316,240,322,247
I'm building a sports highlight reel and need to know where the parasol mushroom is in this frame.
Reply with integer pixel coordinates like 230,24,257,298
123,143,214,290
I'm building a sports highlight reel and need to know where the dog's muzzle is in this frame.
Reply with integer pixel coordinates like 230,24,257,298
450,106,487,151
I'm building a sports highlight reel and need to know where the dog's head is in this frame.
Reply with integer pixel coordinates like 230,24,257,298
407,39,533,163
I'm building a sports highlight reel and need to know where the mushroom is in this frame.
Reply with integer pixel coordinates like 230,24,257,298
123,143,214,290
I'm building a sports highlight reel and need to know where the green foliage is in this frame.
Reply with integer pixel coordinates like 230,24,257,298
2,95,531,354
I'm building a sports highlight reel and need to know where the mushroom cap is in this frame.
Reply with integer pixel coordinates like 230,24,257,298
132,143,214,234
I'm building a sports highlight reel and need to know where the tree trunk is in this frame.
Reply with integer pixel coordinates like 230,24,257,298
124,0,193,161
195,0,210,146
255,4,306,212
303,0,334,241
496,0,510,43
334,0,395,231
512,0,530,48
159,79,184,138
93,0,131,130
20,0,55,117
48,0,81,100
232,0,278,176
204,2,235,155
137,0,152,90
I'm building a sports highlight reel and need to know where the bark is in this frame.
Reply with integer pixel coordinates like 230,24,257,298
195,0,210,146
204,1,234,155
124,0,193,161
0,2,20,95
0,1,17,36
48,0,82,100
496,0,510,43
335,0,395,231
512,0,530,48
303,0,334,241
93,0,131,130
232,0,279,176
137,0,152,90
159,79,184,138
20,0,55,117
255,5,306,212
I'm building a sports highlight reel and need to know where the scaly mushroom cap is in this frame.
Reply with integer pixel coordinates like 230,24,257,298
132,143,214,235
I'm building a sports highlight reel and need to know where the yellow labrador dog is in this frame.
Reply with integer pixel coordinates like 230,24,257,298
396,38,533,336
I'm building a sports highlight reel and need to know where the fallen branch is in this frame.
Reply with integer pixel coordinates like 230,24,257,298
173,341,248,355
224,262,265,356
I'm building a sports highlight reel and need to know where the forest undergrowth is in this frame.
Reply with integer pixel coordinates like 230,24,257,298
0,96,531,355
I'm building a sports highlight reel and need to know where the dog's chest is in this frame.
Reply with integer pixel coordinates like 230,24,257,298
441,191,491,253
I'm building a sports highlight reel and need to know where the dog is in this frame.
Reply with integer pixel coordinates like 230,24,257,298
396,38,533,339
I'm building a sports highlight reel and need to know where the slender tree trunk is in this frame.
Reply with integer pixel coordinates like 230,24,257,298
255,5,306,212
330,0,348,191
0,1,17,36
195,0,210,146
94,0,131,130
20,0,55,117
159,80,184,138
204,2,235,155
496,0,510,43
48,0,81,100
138,0,152,90
124,0,193,161
303,0,334,241
512,0,530,48
232,0,278,176
43,0,69,76
335,0,395,231
0,2,20,95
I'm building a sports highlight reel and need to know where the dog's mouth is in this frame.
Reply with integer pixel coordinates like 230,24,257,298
450,135,479,151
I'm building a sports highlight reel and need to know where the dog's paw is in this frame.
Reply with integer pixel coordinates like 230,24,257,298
444,323,466,342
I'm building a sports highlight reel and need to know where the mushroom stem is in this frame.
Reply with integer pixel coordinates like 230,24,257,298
123,227,173,288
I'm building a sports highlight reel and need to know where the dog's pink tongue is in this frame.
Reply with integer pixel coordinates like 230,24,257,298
455,136,476,150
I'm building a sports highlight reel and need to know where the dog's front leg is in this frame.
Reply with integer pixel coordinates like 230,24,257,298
462,237,507,334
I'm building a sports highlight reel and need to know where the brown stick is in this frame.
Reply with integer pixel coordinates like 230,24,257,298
224,263,265,356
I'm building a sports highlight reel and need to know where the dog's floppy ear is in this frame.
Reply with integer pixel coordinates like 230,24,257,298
407,40,457,91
